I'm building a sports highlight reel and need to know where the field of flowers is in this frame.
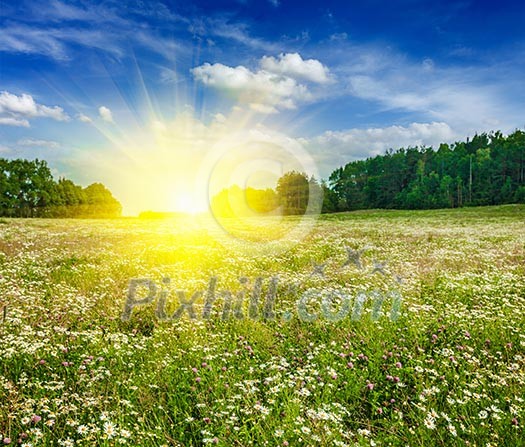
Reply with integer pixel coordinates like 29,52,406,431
0,205,524,446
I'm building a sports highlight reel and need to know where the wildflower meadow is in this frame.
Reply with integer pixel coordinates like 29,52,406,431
0,205,524,446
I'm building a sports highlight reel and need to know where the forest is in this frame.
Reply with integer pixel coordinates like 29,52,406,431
0,158,122,217
324,129,525,212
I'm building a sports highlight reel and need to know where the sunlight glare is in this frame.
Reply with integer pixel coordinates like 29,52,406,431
170,192,202,214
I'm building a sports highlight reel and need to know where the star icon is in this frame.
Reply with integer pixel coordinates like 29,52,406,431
342,246,369,269
370,260,388,275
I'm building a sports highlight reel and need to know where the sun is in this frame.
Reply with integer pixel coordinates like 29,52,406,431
171,192,203,214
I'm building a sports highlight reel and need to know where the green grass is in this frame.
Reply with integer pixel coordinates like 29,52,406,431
0,205,524,446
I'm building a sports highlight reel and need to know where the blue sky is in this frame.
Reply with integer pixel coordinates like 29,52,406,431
1,0,524,214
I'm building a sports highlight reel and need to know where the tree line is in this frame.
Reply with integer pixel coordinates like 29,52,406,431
0,158,122,217
324,130,525,211
211,171,324,217
212,130,525,216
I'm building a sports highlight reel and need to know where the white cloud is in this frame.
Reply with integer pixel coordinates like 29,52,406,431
0,25,125,61
133,30,186,62
159,67,179,84
192,53,330,113
0,91,68,119
346,72,514,135
38,104,69,121
213,112,227,123
29,0,114,23
0,0,191,62
0,117,30,127
192,62,310,113
0,91,69,127
32,0,185,26
249,103,279,114
304,122,456,176
0,26,69,60
203,18,278,52
331,44,525,137
77,113,92,123
422,58,435,72
260,53,331,84
0,18,186,62
329,32,348,41
17,138,60,148
98,106,114,123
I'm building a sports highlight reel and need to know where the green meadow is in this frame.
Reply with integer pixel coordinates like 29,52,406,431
1,205,524,446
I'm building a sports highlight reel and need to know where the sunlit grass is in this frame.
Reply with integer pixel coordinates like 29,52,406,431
0,205,524,446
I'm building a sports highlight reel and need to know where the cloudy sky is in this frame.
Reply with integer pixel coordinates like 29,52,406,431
1,0,524,214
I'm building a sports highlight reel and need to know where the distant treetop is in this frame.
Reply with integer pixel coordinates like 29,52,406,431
0,158,122,218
